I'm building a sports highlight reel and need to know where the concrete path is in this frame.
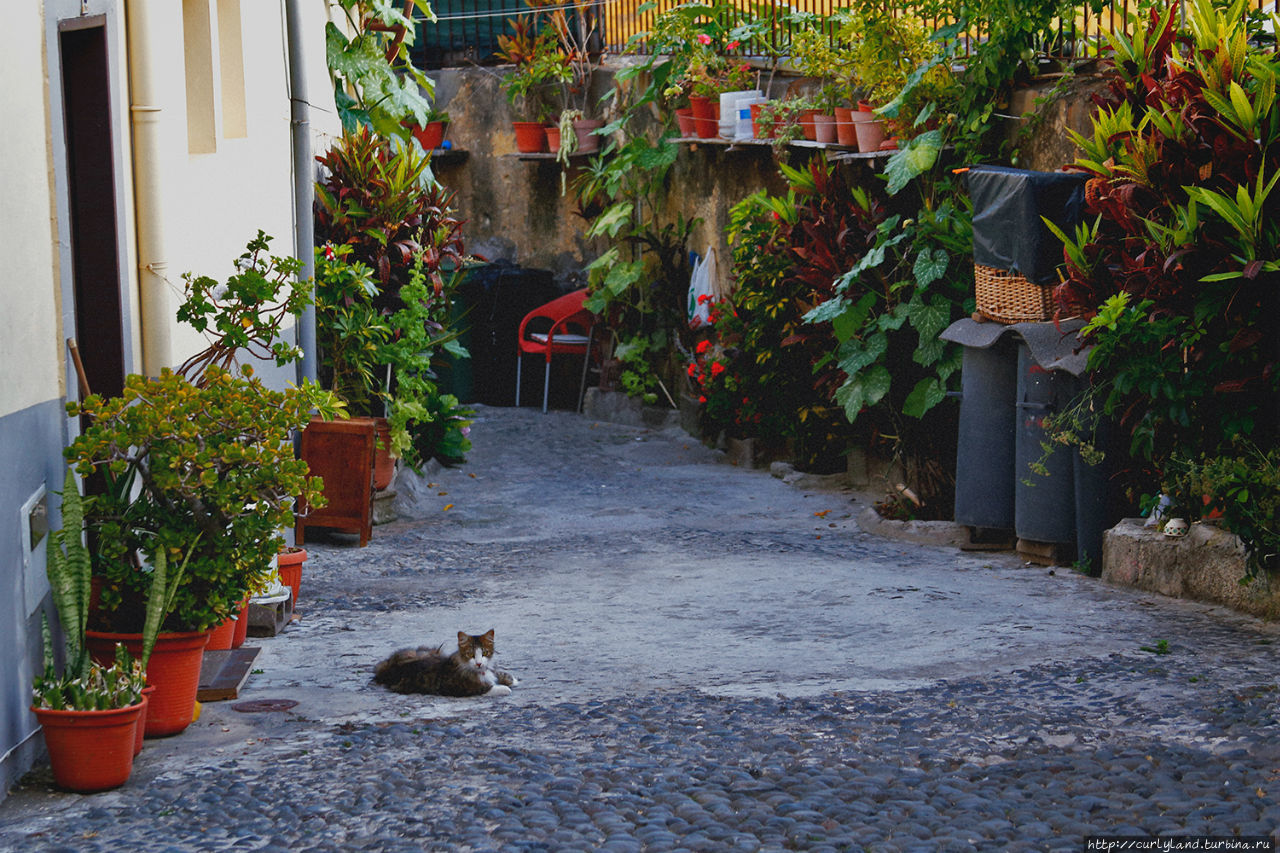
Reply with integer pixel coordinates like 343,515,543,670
1,406,1277,851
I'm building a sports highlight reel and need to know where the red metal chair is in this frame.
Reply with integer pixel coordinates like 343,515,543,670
515,288,598,412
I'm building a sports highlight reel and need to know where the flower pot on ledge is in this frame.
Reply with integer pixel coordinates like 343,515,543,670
512,121,547,153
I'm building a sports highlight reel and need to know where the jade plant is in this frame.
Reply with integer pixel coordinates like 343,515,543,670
66,235,341,633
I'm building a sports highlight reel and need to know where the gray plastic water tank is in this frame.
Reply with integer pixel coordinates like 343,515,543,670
953,339,1018,530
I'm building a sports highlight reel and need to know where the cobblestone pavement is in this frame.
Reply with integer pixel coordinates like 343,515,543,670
2,406,1278,852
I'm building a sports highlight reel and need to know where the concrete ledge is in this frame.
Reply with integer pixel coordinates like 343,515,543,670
856,506,971,549
1102,518,1279,619
583,388,678,429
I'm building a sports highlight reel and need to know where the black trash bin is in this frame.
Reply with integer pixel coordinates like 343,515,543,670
452,261,560,406
952,337,1019,531
1013,341,1077,545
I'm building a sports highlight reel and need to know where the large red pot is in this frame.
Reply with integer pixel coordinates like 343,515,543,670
34,701,144,792
86,630,210,738
512,121,548,153
689,95,719,139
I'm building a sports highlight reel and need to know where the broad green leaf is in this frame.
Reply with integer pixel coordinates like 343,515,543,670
912,247,948,288
585,202,633,239
884,130,942,196
902,377,947,418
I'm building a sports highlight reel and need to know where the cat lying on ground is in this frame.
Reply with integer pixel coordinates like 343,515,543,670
373,629,518,697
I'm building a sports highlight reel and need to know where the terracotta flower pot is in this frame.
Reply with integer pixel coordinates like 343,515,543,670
512,121,547,153
86,630,211,738
231,598,250,649
277,547,307,607
675,107,696,136
408,120,447,151
855,117,886,153
34,701,144,793
545,125,561,153
689,95,719,139
799,108,821,141
813,114,837,144
833,106,858,147
573,119,604,153
750,102,773,139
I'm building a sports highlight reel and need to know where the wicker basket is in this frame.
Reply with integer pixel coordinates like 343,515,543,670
973,263,1054,324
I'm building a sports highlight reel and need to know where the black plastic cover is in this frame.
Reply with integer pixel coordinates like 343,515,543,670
966,166,1089,286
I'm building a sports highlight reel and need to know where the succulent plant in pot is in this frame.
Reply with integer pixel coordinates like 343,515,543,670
32,469,188,789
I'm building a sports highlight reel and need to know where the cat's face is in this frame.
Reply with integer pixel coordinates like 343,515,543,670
457,630,496,677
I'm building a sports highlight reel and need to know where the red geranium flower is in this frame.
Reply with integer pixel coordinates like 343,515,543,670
695,339,711,354
710,361,726,377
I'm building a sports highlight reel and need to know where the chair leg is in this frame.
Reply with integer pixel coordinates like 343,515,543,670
541,360,551,413
577,325,595,413
515,354,522,407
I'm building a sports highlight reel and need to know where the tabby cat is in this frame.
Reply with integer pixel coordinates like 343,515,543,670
373,629,518,697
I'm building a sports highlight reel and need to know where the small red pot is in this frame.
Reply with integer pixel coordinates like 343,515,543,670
675,107,696,136
35,701,144,793
278,547,308,607
409,120,447,151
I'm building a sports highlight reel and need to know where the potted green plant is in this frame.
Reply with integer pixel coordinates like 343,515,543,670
496,18,571,152
32,469,191,789
407,106,451,151
67,234,340,735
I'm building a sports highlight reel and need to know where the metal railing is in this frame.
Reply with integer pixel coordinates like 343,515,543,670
413,0,1280,68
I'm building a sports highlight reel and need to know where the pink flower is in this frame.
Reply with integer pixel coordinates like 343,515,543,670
726,40,740,51
696,33,712,45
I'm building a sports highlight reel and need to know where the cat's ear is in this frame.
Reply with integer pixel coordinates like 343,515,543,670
457,631,469,650
480,629,495,655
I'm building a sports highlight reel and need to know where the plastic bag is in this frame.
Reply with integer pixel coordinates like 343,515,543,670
687,248,719,328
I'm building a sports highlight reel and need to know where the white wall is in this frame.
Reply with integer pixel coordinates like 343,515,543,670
0,2,62,419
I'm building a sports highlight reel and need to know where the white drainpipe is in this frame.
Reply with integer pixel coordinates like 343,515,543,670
124,0,171,376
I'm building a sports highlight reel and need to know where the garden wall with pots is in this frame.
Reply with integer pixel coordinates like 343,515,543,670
429,64,1102,291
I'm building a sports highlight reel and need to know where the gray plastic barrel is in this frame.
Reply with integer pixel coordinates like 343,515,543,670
1014,341,1076,544
953,339,1018,530
1072,400,1114,574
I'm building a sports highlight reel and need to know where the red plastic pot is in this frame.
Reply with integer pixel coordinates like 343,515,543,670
689,95,719,139
512,121,547,153
232,599,250,649
675,107,696,136
34,701,144,792
278,547,307,607
207,598,250,650
133,685,155,757
409,120,447,151
86,630,210,738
